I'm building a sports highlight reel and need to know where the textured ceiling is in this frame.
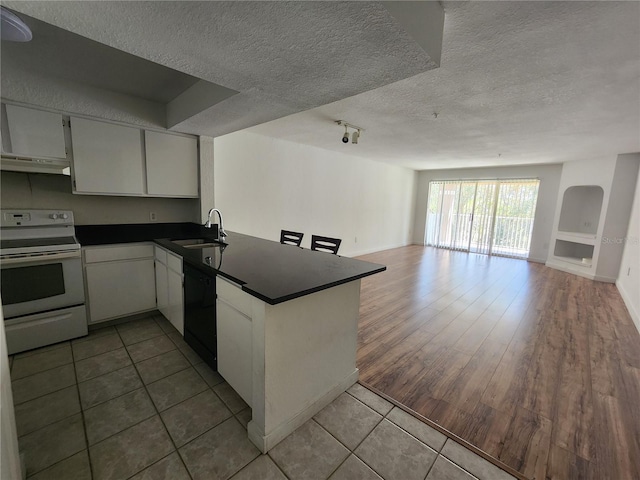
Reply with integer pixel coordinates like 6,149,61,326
249,1,640,170
2,1,441,135
1,13,201,104
2,1,638,171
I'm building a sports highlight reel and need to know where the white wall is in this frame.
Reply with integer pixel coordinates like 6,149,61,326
1,171,199,225
1,305,22,480
617,158,640,332
597,154,640,281
413,164,563,263
213,131,417,257
199,136,215,223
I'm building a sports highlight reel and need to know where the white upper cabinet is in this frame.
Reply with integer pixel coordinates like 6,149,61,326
71,117,145,195
146,131,198,198
4,104,66,159
69,115,199,198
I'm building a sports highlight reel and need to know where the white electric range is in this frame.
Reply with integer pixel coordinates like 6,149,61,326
1,209,87,354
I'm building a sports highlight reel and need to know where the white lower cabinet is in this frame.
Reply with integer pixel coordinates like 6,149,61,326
155,258,169,319
216,277,253,405
167,269,184,332
83,243,156,324
154,246,184,334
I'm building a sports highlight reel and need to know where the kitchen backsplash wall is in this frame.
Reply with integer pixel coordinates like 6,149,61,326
1,172,199,224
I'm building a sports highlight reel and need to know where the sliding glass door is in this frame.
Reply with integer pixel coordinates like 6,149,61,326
469,181,498,255
426,180,475,252
425,179,539,259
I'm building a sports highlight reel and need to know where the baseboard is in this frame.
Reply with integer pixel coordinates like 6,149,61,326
545,260,596,280
527,256,546,264
593,274,617,283
616,281,640,335
348,243,410,258
247,368,359,453
88,309,160,331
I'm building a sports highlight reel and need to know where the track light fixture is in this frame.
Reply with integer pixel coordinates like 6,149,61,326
336,120,363,145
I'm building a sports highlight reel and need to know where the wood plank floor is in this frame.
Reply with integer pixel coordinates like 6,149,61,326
355,245,640,480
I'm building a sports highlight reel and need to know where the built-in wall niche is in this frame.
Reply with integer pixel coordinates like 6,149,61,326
558,185,603,235
546,155,639,283
554,239,594,267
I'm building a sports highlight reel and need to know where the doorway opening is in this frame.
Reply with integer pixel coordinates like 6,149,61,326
425,179,540,259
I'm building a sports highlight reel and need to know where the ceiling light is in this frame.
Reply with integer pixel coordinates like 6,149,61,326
336,120,364,145
342,125,349,144
1,7,33,42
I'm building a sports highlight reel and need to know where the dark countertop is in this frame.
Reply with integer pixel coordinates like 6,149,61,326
76,222,214,246
75,223,386,305
156,231,386,305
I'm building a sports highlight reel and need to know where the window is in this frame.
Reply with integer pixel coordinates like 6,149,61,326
425,179,540,259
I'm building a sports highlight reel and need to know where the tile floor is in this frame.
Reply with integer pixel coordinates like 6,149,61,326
9,314,518,480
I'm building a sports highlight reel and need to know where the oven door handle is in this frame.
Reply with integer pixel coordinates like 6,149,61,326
0,250,81,266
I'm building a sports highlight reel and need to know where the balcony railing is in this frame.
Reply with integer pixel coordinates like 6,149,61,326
426,213,535,258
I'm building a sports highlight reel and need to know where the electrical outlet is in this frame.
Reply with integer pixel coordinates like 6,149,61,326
149,212,157,222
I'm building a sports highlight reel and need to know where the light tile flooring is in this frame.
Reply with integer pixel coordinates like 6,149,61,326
9,314,518,480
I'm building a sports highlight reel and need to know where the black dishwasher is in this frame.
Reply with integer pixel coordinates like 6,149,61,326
183,263,217,370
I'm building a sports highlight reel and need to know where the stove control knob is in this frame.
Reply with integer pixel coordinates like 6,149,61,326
61,213,69,219
50,213,59,220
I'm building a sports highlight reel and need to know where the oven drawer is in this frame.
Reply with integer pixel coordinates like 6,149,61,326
5,305,88,355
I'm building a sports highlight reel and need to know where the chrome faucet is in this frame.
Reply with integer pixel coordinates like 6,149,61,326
205,208,227,241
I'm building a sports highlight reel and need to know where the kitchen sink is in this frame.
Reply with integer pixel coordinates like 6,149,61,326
171,238,219,249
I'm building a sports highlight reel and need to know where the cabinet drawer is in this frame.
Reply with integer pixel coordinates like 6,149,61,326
216,276,252,317
167,252,182,273
154,246,168,264
84,243,154,263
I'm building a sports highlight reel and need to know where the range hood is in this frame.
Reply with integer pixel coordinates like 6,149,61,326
1,154,71,175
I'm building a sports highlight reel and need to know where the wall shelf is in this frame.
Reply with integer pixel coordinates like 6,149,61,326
556,231,597,245
552,255,592,267
553,239,594,268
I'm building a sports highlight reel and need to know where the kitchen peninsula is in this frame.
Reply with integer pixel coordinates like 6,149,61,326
78,226,385,452
155,231,385,452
